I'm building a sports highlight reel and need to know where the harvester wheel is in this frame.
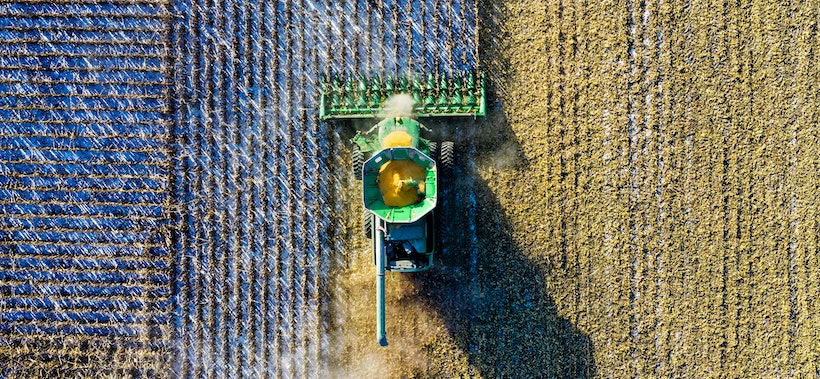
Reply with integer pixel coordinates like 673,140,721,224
440,141,454,178
435,208,446,251
352,148,364,180
363,211,373,239
428,141,438,162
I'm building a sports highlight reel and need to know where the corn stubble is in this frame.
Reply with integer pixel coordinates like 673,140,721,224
334,0,819,377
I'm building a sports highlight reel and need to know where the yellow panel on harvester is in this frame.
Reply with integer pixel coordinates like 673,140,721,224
378,159,426,207
382,130,414,148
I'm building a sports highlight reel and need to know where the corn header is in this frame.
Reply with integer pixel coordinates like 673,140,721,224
320,71,485,120
320,71,485,346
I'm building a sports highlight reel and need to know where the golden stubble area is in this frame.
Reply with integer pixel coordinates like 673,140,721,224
330,0,819,378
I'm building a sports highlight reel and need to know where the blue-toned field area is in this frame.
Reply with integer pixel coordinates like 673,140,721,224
0,0,479,377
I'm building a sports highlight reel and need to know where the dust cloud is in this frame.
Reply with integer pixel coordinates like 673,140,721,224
379,93,415,119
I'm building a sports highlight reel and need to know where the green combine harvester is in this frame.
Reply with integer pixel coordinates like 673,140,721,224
320,71,485,346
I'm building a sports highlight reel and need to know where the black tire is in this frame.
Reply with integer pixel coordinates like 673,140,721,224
435,208,446,252
440,141,454,178
363,211,373,239
427,141,438,162
435,141,454,253
352,148,364,180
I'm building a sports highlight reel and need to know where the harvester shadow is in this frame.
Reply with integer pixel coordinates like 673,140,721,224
416,156,596,378
417,84,595,378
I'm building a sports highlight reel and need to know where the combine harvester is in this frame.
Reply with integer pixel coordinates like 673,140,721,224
320,72,485,346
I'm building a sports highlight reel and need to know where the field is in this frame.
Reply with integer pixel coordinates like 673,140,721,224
330,0,820,378
0,0,818,377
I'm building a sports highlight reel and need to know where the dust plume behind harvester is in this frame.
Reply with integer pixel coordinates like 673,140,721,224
320,71,485,346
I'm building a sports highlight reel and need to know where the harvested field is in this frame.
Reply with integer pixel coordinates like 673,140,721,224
331,0,820,378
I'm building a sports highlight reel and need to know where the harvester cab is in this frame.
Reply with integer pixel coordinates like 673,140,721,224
320,72,485,346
